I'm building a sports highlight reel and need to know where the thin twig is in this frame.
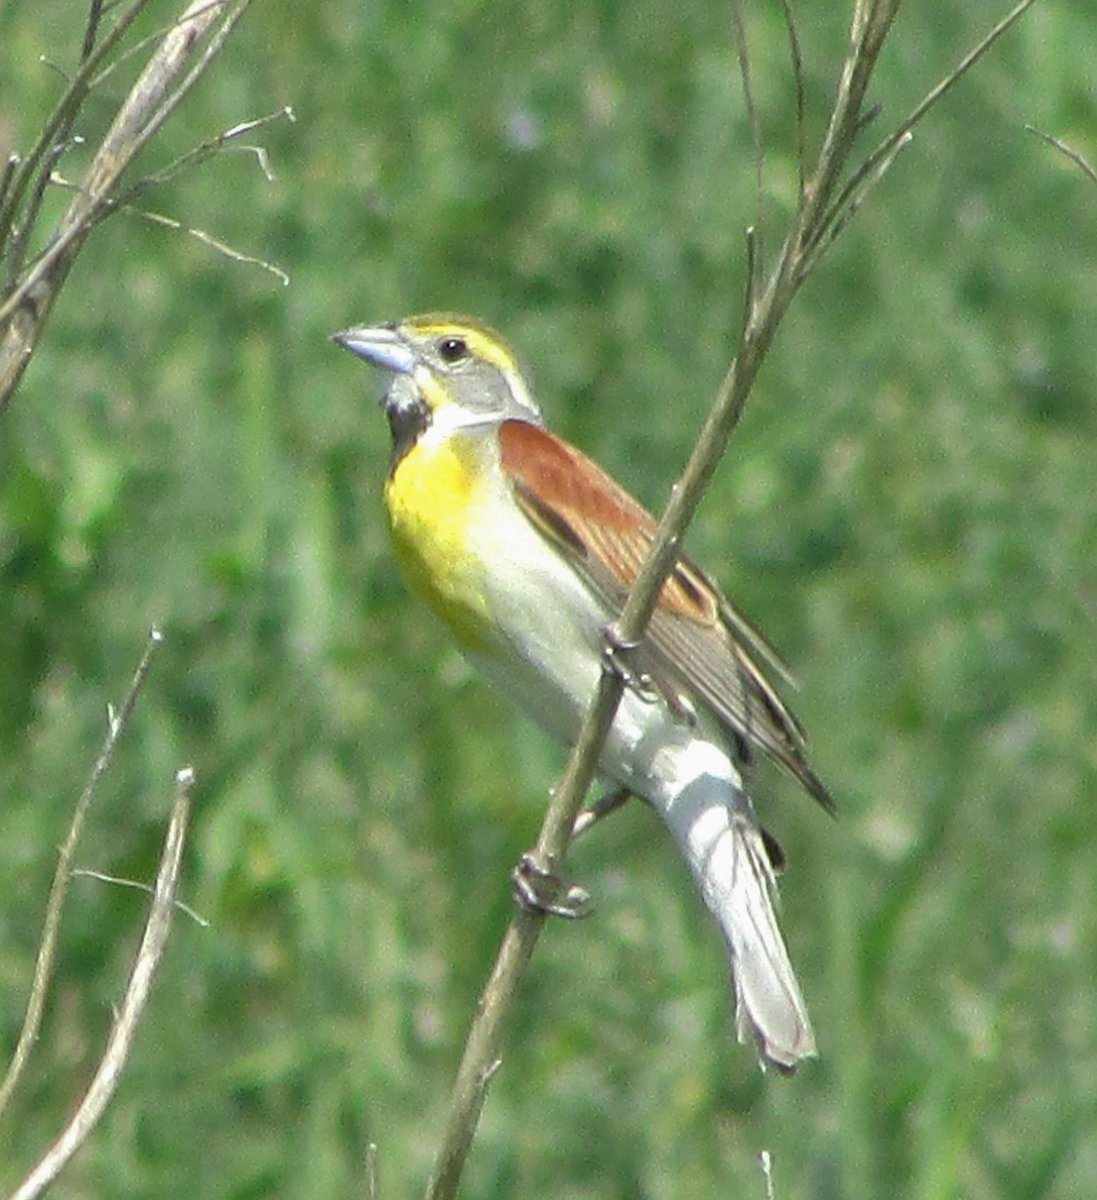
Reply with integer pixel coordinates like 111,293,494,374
81,0,106,63
71,867,210,926
0,0,152,256
0,155,19,226
121,105,295,191
804,0,1040,263
570,787,633,842
89,0,235,91
729,0,765,260
364,1142,380,1200
8,767,196,1200
0,628,163,1120
0,0,255,412
1026,126,1097,187
740,224,760,340
33,104,294,290
777,0,807,204
760,1149,777,1200
5,136,84,281
800,0,900,248
422,4,1036,1197
45,173,291,287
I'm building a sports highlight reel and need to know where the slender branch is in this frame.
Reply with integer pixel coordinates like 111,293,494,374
81,0,106,63
88,0,234,91
0,0,152,257
804,0,1040,264
364,1141,380,1200
4,136,83,282
571,787,633,842
119,105,295,193
760,1149,777,1200
0,0,254,414
0,628,163,1120
1026,125,1097,187
8,767,196,1200
40,105,295,288
0,155,19,224
424,5,1036,1197
801,0,901,246
778,0,808,204
70,867,210,927
729,0,765,258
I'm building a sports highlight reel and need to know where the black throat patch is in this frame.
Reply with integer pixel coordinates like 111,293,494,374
387,399,431,473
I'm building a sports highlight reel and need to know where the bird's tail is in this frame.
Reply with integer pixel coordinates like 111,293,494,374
654,743,816,1072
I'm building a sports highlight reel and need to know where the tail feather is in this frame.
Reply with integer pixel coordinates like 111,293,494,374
722,808,815,1071
652,744,815,1072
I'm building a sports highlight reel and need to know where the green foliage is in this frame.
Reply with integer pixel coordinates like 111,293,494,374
1,1,1095,1197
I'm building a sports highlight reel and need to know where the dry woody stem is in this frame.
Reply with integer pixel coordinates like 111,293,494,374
0,0,255,414
0,628,164,1119
8,768,197,1200
423,3,1037,1198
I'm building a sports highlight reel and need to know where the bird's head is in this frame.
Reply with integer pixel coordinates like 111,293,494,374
333,314,544,462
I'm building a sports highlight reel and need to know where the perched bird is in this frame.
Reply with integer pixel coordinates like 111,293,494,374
333,314,832,1072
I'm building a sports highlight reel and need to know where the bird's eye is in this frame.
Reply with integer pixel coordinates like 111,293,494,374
438,336,469,364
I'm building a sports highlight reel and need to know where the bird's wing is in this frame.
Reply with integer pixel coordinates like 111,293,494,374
498,419,834,813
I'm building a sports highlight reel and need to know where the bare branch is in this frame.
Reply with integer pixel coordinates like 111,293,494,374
8,767,196,1200
759,1149,777,1200
0,0,255,414
570,787,633,842
125,105,295,190
364,1141,380,1200
47,172,291,287
741,223,760,343
33,103,294,289
81,0,107,63
777,0,807,203
422,5,1037,1197
0,0,152,257
5,136,84,281
0,155,19,219
804,0,1040,263
801,0,901,246
729,0,765,249
1026,125,1097,188
0,628,163,1119
71,867,210,927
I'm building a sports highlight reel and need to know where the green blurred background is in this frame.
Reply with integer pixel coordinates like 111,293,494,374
1,1,1095,1197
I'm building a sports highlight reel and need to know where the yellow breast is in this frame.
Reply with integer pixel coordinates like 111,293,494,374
383,431,498,653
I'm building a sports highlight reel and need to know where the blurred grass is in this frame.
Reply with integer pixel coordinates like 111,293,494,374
1,1,1095,1197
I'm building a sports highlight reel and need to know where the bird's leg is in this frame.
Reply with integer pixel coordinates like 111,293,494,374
571,786,633,842
511,852,592,919
600,624,659,702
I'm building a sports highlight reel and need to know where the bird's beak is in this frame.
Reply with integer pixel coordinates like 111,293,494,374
332,325,416,375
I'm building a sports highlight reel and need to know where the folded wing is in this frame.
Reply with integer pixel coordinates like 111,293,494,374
498,418,834,814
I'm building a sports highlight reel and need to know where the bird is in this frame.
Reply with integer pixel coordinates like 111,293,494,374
332,313,833,1072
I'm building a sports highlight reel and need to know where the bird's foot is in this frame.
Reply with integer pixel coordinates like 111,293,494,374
571,786,632,841
600,624,659,702
511,852,592,919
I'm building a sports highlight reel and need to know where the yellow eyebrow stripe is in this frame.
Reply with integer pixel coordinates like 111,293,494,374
405,315,520,375
455,327,518,373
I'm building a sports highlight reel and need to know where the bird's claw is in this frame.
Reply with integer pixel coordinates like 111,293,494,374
600,624,659,702
512,852,592,919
